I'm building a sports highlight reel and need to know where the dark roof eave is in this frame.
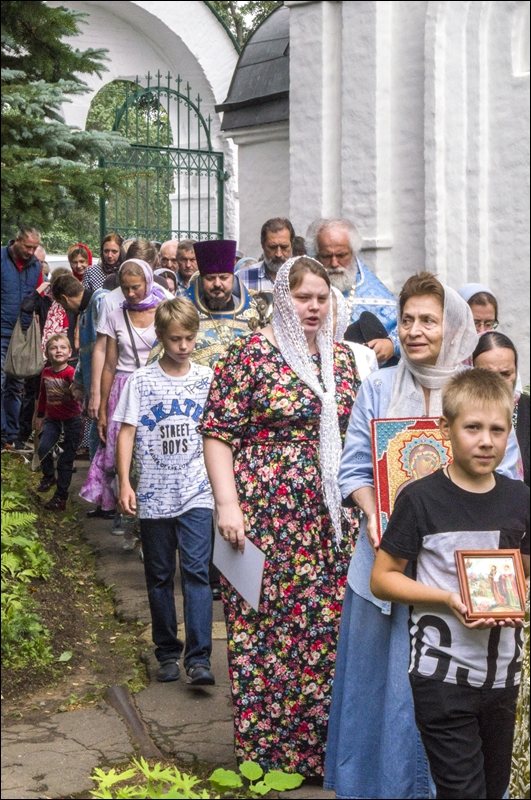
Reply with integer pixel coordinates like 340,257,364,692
215,90,288,114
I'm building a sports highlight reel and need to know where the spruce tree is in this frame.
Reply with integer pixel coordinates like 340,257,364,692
1,1,127,239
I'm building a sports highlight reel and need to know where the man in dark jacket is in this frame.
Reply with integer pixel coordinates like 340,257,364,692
1,226,42,449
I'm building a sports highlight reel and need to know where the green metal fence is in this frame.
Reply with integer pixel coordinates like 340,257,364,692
99,72,227,243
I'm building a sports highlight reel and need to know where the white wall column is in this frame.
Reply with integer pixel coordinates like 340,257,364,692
222,122,289,257
424,0,530,377
287,0,343,235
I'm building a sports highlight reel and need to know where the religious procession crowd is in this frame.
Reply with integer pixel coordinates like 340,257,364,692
1,219,529,799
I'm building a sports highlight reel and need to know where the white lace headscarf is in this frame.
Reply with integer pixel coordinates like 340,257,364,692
272,257,344,546
387,283,478,418
331,286,350,341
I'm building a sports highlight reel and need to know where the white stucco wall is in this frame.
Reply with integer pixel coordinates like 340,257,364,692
223,123,290,258
424,0,530,379
287,0,429,290
46,0,240,240
286,0,530,380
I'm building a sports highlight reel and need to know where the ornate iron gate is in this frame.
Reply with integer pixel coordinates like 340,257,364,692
99,72,227,242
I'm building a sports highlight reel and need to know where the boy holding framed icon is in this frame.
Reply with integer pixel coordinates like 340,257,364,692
370,369,529,799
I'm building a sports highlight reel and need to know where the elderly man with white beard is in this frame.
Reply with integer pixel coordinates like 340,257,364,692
308,218,399,365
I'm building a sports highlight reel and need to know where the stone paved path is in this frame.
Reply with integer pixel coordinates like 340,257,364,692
2,707,131,799
1,462,334,799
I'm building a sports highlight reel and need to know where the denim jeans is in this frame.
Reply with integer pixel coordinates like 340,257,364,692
1,335,24,442
140,508,213,669
38,415,83,499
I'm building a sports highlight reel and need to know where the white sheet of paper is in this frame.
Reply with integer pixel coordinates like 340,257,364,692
213,533,266,612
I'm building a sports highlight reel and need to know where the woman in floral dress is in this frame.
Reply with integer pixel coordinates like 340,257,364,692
199,256,360,777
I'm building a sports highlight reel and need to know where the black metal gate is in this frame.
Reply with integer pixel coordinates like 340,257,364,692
99,72,227,242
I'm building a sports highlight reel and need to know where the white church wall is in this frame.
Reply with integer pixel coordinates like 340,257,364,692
223,123,290,257
46,0,239,240
287,0,529,380
386,2,428,289
486,1,530,380
288,1,343,234
425,0,530,379
288,1,428,290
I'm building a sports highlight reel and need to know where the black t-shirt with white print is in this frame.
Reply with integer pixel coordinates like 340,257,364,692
380,469,530,689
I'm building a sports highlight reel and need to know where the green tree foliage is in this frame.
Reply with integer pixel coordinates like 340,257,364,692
45,80,176,252
1,1,128,240
209,1,283,47
86,79,176,243
44,80,176,253
86,80,173,147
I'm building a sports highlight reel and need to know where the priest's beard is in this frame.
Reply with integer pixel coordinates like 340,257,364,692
205,295,231,311
327,263,357,294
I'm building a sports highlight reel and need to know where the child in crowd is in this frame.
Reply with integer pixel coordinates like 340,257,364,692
371,369,529,800
36,333,83,511
115,298,215,686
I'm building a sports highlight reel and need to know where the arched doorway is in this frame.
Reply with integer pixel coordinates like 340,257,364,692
96,72,227,242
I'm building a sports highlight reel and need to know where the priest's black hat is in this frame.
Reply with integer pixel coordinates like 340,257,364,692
344,311,389,344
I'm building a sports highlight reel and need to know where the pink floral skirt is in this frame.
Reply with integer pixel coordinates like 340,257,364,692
80,372,130,511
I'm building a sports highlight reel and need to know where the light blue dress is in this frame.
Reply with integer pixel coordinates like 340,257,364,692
344,259,400,357
324,368,521,799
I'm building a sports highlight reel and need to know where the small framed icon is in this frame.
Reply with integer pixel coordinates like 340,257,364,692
455,549,526,621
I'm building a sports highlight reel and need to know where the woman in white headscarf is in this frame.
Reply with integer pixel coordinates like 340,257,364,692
458,283,499,333
325,272,522,800
199,256,361,777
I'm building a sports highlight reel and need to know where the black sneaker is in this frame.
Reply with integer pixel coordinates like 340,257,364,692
156,659,180,682
36,476,57,492
43,494,67,512
86,507,117,519
186,664,215,686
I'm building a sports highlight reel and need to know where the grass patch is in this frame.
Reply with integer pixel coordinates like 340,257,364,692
1,453,147,713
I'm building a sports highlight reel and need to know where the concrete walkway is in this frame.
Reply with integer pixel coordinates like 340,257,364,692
1,462,334,799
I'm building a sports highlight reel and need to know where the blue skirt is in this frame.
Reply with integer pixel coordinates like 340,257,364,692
324,583,430,799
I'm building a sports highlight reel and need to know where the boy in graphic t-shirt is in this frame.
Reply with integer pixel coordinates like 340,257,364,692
36,333,83,511
114,298,215,687
371,369,530,800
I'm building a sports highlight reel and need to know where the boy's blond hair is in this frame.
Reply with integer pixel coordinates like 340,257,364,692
155,297,200,335
442,368,513,424
44,333,71,357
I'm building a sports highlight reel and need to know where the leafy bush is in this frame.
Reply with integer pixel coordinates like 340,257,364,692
210,761,304,796
90,757,304,798
1,476,54,668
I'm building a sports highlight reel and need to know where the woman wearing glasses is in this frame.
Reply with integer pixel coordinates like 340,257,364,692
458,283,499,332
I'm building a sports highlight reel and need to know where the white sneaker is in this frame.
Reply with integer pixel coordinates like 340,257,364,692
122,532,138,551
111,514,126,535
